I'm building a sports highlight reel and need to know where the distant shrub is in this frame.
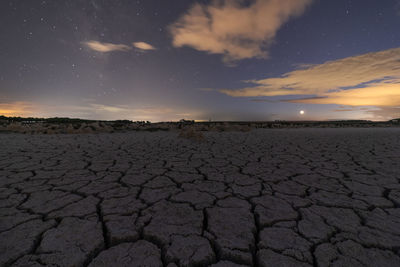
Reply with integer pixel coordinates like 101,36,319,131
143,127,169,132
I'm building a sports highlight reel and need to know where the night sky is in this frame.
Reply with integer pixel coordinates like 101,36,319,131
1,0,399,121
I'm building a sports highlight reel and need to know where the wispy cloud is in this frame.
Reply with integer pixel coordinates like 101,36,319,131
0,100,200,122
221,47,400,98
250,99,279,103
366,107,400,121
83,41,131,52
83,103,199,121
90,104,129,113
285,83,400,107
83,40,157,53
169,0,312,62
133,42,156,51
332,106,400,121
220,47,400,119
0,101,35,117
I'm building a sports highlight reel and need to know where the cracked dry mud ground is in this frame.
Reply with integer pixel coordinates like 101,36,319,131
1,128,400,267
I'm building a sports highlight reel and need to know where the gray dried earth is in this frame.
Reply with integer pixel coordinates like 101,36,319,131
1,128,400,267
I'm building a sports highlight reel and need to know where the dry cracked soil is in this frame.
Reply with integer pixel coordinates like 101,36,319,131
1,128,400,267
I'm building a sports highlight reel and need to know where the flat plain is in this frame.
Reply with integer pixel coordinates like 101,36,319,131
1,128,400,267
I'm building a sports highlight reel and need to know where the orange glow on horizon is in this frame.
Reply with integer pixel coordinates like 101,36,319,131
0,102,35,117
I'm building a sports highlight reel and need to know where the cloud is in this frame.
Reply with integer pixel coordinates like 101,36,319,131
83,41,157,53
83,41,131,52
220,47,400,115
169,0,312,62
365,107,400,121
133,42,156,51
85,103,198,122
0,101,36,117
0,100,202,122
250,99,278,103
221,47,400,98
220,47,400,119
333,109,357,112
286,83,400,106
90,104,129,113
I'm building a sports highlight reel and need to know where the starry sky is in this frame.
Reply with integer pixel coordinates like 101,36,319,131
1,0,399,121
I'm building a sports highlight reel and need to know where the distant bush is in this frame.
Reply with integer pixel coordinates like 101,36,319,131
45,117,96,123
143,127,169,132
113,120,133,124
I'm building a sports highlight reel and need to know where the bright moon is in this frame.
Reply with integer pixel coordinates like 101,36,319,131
300,110,305,115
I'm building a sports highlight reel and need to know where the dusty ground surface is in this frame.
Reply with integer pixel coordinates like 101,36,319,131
1,128,400,267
